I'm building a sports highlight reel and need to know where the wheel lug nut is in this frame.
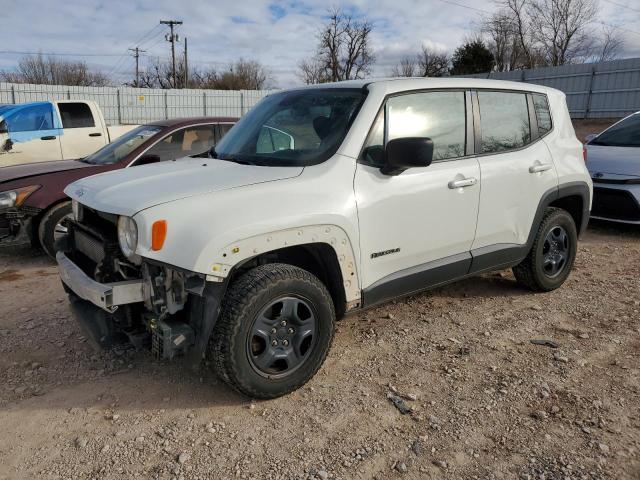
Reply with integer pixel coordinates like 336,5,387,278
288,328,294,334
270,328,277,334
282,340,289,347
271,340,278,346
280,320,287,327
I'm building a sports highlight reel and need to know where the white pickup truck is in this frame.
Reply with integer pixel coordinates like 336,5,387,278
0,100,137,167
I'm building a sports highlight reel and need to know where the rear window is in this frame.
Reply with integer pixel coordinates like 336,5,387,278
58,103,95,128
478,91,531,153
3,103,55,132
532,94,552,135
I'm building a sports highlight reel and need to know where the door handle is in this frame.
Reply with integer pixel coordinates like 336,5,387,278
529,163,552,173
89,132,102,137
40,136,57,140
448,177,477,189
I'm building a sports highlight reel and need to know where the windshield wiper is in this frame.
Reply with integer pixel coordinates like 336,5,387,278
218,155,255,166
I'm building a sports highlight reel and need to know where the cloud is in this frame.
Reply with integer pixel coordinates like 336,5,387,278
0,0,638,87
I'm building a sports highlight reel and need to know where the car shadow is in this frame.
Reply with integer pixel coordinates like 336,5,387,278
587,218,640,238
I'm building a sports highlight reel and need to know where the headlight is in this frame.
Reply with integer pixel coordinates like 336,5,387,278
0,185,40,209
117,216,139,260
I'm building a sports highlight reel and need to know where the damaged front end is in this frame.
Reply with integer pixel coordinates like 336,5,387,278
0,206,39,247
56,205,226,366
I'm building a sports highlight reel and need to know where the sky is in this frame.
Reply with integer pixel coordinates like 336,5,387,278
1,0,639,88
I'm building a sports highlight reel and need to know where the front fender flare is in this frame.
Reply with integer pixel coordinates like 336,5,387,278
203,224,361,306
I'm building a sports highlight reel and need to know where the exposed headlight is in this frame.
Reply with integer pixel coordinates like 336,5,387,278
117,216,139,260
0,185,40,209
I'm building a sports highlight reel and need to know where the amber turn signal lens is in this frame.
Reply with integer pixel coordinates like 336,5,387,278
151,220,167,251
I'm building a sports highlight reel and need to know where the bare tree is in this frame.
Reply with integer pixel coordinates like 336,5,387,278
298,7,375,84
138,57,269,90
390,56,417,77
596,25,624,62
528,0,599,65
501,0,537,68
391,46,449,77
1,54,109,86
482,9,527,71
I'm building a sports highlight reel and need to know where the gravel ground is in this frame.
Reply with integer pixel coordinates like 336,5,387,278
0,220,638,480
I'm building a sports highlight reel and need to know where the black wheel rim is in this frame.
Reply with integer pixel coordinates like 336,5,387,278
542,225,570,278
246,296,318,378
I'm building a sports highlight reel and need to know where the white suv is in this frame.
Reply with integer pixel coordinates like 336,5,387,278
57,78,592,399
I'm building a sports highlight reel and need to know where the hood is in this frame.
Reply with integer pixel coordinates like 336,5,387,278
0,159,89,184
585,144,640,178
65,157,304,216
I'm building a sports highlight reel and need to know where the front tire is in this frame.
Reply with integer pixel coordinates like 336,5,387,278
38,202,72,258
513,207,578,292
209,263,335,399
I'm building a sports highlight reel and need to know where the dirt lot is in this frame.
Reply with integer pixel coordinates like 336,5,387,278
0,220,639,480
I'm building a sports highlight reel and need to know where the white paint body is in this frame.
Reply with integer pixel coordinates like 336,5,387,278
65,78,591,305
0,100,137,167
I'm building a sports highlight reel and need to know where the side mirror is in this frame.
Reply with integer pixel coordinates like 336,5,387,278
381,137,434,176
135,154,161,166
585,133,597,144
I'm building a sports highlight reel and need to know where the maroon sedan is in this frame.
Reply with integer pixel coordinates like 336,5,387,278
0,117,237,257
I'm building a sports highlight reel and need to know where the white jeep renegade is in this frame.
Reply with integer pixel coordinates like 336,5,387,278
57,78,592,399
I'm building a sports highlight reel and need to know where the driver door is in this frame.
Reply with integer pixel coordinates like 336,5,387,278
354,90,480,300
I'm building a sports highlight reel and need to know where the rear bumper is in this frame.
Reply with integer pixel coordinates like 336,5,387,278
56,251,145,312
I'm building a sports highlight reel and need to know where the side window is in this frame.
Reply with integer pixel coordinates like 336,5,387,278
215,123,234,143
532,93,552,136
146,126,218,162
58,103,95,128
478,91,531,153
5,104,55,132
361,91,467,166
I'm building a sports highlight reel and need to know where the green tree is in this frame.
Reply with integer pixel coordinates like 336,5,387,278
450,40,495,75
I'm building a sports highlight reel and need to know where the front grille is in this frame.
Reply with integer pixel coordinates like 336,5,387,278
591,187,640,221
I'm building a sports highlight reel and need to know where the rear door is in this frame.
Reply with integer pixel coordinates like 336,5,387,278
471,90,558,251
0,103,62,167
57,102,106,159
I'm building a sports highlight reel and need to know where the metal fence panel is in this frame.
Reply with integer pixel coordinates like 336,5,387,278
0,82,274,124
455,57,640,119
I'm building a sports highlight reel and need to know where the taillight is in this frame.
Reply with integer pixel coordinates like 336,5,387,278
582,146,587,164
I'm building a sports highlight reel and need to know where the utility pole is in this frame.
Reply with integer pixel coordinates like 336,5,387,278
160,19,183,87
128,47,145,87
184,37,188,88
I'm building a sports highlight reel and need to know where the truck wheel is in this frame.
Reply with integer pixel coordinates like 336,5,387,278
210,263,335,399
38,202,72,259
513,207,577,292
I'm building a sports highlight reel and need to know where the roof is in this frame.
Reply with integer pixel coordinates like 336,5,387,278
290,77,562,96
144,116,239,128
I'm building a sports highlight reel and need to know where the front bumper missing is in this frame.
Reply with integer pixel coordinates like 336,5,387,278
56,251,144,312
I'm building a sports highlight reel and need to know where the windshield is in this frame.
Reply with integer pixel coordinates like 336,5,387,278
212,88,366,166
590,114,640,147
82,125,163,165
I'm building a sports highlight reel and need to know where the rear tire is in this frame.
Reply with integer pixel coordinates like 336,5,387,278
513,207,577,292
209,263,335,399
38,202,72,259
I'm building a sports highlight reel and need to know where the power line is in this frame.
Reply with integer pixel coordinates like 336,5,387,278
160,20,183,86
601,0,640,14
0,50,124,57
